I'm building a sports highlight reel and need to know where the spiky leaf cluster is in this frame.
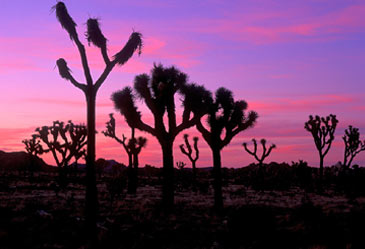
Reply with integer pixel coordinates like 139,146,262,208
112,64,211,140
53,2,78,41
114,32,143,65
54,2,143,92
112,88,141,129
198,87,258,150
134,64,188,114
56,58,72,80
86,18,107,49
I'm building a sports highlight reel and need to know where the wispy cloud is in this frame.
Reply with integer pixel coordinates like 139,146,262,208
249,94,356,114
185,4,365,44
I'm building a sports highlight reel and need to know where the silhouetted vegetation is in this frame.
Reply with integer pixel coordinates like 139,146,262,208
52,1,142,239
196,87,257,210
26,121,87,182
0,3,363,248
242,139,276,190
305,114,338,182
342,125,365,168
179,134,199,190
243,138,276,168
111,64,211,209
102,113,147,194
291,160,313,189
22,135,45,176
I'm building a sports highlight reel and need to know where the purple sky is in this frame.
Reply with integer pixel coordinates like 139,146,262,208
1,0,365,167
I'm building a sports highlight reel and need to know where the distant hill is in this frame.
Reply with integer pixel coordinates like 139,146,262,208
95,158,126,173
0,150,52,171
68,159,127,174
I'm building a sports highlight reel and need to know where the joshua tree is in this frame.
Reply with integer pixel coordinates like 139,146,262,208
23,135,44,157
179,134,199,189
22,135,45,175
102,113,147,194
52,2,142,234
176,161,187,170
342,126,365,168
305,114,338,181
32,121,87,171
243,139,276,168
196,87,257,210
112,64,211,208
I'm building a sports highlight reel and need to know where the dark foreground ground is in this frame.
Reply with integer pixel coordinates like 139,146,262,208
0,170,365,249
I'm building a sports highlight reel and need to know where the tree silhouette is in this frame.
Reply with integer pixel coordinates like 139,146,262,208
179,134,199,190
342,125,365,168
112,64,211,208
52,1,142,236
304,114,338,182
32,121,87,170
196,87,257,210
243,139,276,168
102,113,147,194
176,161,187,170
23,135,45,157
22,135,45,175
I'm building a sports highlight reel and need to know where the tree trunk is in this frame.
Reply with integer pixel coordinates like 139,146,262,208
133,153,139,192
212,148,223,210
257,160,265,189
127,153,136,194
29,154,34,178
319,155,324,183
162,143,174,210
348,155,355,169
85,90,98,245
343,150,348,168
192,160,197,192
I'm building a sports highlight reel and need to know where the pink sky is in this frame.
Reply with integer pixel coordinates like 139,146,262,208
1,0,365,167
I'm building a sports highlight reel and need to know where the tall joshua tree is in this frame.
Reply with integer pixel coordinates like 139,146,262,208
196,88,257,210
102,113,147,194
243,139,276,168
52,2,142,234
112,64,211,208
305,114,338,181
179,134,199,189
342,125,365,168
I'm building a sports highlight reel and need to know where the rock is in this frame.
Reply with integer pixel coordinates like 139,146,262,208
36,209,53,219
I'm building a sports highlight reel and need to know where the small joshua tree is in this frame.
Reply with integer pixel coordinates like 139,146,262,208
243,139,276,168
179,134,199,189
196,87,257,210
53,2,142,234
23,135,44,157
33,121,87,173
342,126,365,168
176,161,187,170
22,135,45,175
305,114,338,182
102,113,147,194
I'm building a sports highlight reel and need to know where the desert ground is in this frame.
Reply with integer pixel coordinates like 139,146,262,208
1,166,364,249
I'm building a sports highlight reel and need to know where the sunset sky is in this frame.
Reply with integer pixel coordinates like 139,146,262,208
1,0,364,168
